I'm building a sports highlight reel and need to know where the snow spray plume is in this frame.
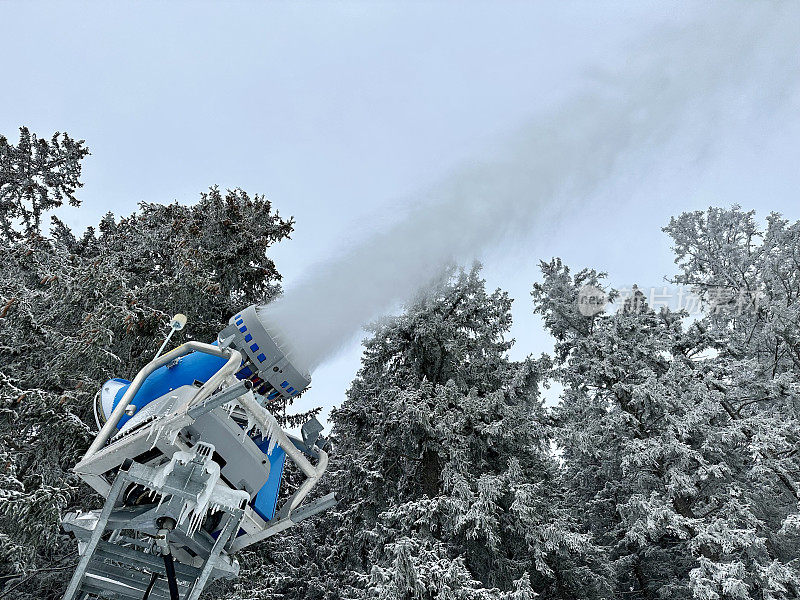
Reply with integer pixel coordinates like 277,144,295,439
266,4,800,374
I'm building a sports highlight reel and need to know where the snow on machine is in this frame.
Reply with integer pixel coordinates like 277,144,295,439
61,305,334,600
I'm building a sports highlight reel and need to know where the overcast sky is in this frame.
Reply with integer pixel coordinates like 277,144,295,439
2,2,799,428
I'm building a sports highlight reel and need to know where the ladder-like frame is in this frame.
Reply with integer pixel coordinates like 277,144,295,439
63,458,244,600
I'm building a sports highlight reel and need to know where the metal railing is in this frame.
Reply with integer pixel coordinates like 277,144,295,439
83,341,242,459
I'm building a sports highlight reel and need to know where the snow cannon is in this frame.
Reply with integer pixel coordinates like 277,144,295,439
62,304,333,600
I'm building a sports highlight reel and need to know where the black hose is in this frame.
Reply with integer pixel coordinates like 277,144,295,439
162,554,180,600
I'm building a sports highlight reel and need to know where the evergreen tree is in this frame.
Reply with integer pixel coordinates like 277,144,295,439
234,266,609,600
532,206,800,600
664,207,800,598
0,126,89,241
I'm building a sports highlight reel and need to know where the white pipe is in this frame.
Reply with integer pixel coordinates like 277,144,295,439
235,394,328,520
180,350,243,412
236,393,317,478
286,448,328,514
84,342,240,459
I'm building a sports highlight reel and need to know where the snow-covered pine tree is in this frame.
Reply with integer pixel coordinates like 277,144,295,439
0,126,89,242
230,266,610,600
533,207,800,600
0,128,296,599
664,207,800,598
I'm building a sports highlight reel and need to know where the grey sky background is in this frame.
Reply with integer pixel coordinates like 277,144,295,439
2,2,799,428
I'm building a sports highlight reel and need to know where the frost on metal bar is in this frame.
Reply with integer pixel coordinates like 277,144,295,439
61,305,334,600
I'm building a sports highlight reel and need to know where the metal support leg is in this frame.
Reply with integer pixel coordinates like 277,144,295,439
185,513,239,600
141,572,160,600
62,473,127,600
